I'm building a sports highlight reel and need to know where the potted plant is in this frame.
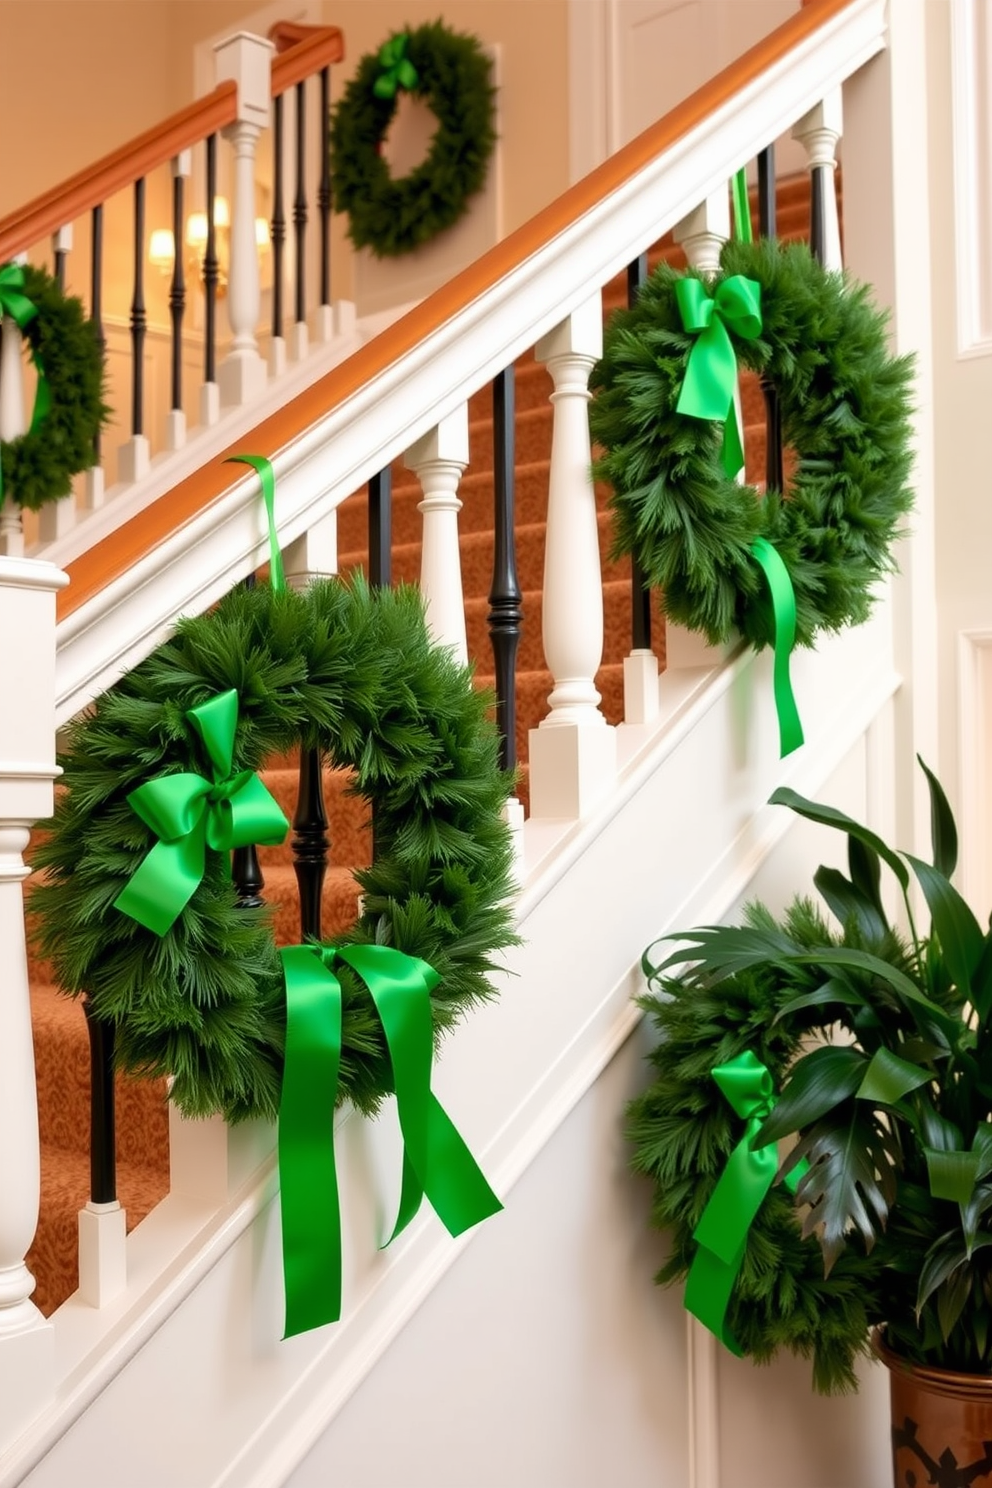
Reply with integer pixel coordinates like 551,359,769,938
628,758,992,1487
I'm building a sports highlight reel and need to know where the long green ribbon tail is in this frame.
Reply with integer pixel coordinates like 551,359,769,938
0,262,53,507
732,168,753,244
113,688,289,934
277,942,502,1338
279,946,343,1338
750,536,804,757
373,33,419,99
674,274,762,480
225,453,286,593
684,1050,807,1354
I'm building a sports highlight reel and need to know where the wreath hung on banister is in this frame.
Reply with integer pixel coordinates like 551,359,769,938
589,236,915,752
33,488,517,1334
0,261,108,511
329,20,497,257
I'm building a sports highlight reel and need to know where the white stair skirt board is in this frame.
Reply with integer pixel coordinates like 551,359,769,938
7,613,899,1488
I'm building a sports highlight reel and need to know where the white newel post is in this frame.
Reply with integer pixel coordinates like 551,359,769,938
215,31,273,408
667,191,738,671
0,557,67,1451
529,293,617,819
793,86,844,273
406,405,470,665
39,228,77,543
0,289,27,557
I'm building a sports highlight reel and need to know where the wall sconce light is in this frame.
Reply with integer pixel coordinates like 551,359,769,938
148,199,270,296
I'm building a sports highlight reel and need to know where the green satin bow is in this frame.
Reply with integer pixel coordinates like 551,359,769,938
278,940,503,1338
0,263,53,503
674,274,762,480
373,33,419,99
112,689,289,936
750,536,804,758
684,1050,806,1354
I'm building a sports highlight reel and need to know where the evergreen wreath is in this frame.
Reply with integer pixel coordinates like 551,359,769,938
589,237,915,650
2,262,108,512
627,896,888,1395
329,21,497,258
31,575,517,1124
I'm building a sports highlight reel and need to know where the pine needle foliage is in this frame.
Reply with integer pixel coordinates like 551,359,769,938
3,263,109,511
32,576,518,1124
590,238,915,648
628,763,992,1393
329,21,497,257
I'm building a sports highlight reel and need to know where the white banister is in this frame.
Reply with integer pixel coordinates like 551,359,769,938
405,405,470,665
216,31,273,408
793,86,844,272
283,508,338,589
529,292,617,818
0,556,67,1451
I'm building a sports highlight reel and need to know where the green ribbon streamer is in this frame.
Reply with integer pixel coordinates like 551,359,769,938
685,1050,807,1354
750,536,804,757
0,263,53,507
732,168,753,244
112,688,289,935
373,33,419,99
674,274,762,480
278,941,503,1338
225,453,286,593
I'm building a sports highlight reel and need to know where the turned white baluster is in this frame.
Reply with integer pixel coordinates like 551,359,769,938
793,87,844,272
0,267,27,557
39,227,77,543
529,293,617,819
0,556,67,1450
405,405,470,664
216,31,273,407
283,508,338,590
668,190,739,670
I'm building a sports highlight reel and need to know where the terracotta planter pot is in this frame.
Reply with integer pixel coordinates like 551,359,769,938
873,1331,992,1487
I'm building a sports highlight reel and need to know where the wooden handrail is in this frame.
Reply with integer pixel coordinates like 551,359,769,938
270,23,345,85
0,24,343,264
57,0,857,623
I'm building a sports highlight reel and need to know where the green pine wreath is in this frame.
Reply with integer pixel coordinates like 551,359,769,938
31,576,516,1124
589,237,915,650
329,21,497,258
2,262,108,512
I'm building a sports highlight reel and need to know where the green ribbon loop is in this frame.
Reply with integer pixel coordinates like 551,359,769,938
373,33,419,99
750,536,804,757
732,168,753,245
112,688,289,935
0,263,53,509
674,274,762,480
685,1050,806,1354
225,454,286,593
277,941,502,1338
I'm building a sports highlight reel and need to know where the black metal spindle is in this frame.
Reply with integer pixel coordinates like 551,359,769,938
369,468,392,587
488,366,523,775
91,204,104,464
204,134,219,387
292,747,329,941
757,145,784,495
83,998,116,1204
272,93,285,345
130,178,146,439
810,166,827,269
318,67,332,312
169,169,185,416
294,79,307,329
626,256,653,652
232,843,265,908
53,235,68,291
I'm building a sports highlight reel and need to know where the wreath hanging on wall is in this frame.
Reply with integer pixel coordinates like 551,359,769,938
329,21,497,258
589,237,915,655
0,261,108,511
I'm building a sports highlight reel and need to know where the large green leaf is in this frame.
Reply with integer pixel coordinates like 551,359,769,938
848,834,886,923
755,1045,867,1146
918,754,958,878
903,852,984,996
770,787,909,890
925,1147,982,1205
790,1106,898,1271
814,865,888,944
857,1046,932,1104
653,924,807,983
788,946,957,1044
772,977,868,1025
969,932,992,1023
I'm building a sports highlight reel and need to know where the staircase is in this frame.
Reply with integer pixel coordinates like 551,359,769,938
23,176,820,1319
